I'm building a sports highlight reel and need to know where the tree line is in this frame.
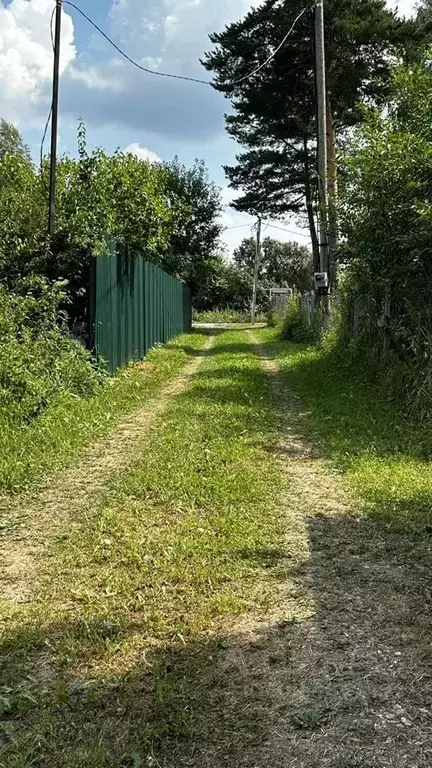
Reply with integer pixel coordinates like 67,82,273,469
203,0,431,271
0,118,312,324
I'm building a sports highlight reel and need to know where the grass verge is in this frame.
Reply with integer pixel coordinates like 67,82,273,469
0,330,292,766
255,326,432,532
0,333,208,495
193,309,266,324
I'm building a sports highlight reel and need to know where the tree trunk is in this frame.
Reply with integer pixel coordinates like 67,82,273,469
303,136,319,273
326,97,339,284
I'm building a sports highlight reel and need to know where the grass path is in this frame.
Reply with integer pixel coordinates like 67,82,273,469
247,329,432,768
1,329,432,767
0,332,214,609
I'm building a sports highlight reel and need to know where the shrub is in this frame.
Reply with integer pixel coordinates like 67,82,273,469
0,278,103,426
337,58,432,415
266,308,285,328
279,296,322,343
193,308,266,323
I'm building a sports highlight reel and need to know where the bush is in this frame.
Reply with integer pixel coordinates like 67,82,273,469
193,308,266,323
0,278,103,426
266,308,285,328
337,58,432,415
280,296,322,343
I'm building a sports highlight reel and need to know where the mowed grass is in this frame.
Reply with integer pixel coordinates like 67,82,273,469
0,332,207,495
0,330,286,766
256,326,432,532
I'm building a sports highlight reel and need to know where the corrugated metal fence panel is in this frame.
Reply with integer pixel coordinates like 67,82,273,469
93,239,191,374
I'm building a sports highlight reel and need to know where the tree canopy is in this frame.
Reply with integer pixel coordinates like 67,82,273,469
0,120,225,321
233,236,312,292
0,119,32,164
202,0,421,267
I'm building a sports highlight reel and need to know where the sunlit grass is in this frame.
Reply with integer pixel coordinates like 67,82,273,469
0,330,291,766
256,326,432,532
0,333,207,495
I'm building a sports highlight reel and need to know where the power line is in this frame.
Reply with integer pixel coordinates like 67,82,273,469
266,224,310,238
224,223,253,231
40,5,56,169
229,5,312,86
224,222,310,238
63,1,211,85
62,1,312,88
40,106,52,170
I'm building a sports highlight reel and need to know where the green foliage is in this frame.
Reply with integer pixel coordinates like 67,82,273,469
0,331,207,493
0,119,32,163
257,326,432,533
338,57,432,412
280,296,322,343
193,308,266,323
0,278,102,428
266,308,284,328
0,121,223,320
193,236,313,319
234,236,312,292
0,153,46,283
203,0,418,249
192,254,269,313
159,157,224,293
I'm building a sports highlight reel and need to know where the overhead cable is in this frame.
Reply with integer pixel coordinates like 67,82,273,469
63,0,312,88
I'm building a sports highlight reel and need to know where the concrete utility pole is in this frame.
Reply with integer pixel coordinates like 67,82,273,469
251,216,262,325
314,1,329,278
48,0,62,236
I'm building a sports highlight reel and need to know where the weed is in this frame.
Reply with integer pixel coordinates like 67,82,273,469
290,707,332,730
193,308,266,324
279,296,323,343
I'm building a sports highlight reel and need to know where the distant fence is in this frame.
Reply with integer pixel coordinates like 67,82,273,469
269,287,293,314
90,239,191,373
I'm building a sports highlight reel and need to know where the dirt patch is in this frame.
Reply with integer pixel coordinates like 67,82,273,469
0,335,215,607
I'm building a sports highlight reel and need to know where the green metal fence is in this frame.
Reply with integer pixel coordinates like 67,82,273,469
91,239,191,374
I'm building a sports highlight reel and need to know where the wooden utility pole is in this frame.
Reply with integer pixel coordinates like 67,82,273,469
251,216,262,325
314,1,329,279
48,0,62,236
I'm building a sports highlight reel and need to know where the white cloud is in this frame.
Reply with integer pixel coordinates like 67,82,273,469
108,0,263,77
68,60,124,92
58,0,245,139
0,0,76,122
124,142,161,163
387,0,417,17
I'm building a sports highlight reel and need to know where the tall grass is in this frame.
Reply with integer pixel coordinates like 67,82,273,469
0,329,207,494
193,308,266,324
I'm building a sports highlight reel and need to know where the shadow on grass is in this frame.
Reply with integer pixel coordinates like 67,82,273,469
2,330,432,766
2,512,432,767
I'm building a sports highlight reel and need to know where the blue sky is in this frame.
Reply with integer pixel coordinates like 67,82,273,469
0,0,417,252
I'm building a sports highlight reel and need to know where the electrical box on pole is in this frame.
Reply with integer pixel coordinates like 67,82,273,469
314,271,329,294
